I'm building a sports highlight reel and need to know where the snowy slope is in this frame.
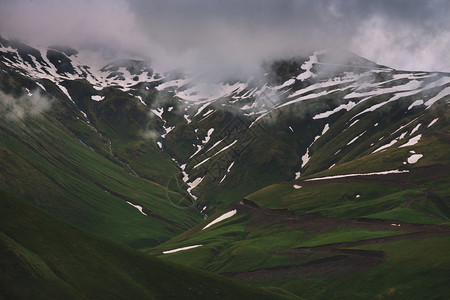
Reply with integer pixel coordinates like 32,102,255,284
1,36,449,212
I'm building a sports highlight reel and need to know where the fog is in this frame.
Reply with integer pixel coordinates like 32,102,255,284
0,90,53,121
0,0,449,76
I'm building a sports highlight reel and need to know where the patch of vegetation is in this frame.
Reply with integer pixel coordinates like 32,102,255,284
318,236,450,299
296,227,405,247
363,207,444,224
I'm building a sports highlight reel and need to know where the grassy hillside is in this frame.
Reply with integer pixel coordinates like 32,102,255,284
0,189,290,300
0,65,201,249
150,120,450,298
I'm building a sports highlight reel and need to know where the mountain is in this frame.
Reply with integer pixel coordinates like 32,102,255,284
0,36,449,298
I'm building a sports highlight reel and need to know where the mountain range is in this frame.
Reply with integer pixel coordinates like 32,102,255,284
0,36,449,299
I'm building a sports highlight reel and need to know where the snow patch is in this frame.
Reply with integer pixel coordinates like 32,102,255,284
204,128,214,144
161,125,175,139
36,82,46,91
427,118,439,128
408,99,423,110
301,148,311,168
293,185,302,189
391,117,419,136
207,138,225,153
321,123,330,135
227,162,235,173
273,78,295,90
203,209,237,230
348,119,360,129
156,78,190,91
313,101,357,120
136,95,147,106
372,139,397,153
194,102,210,117
345,79,422,100
306,170,409,181
399,135,422,148
91,95,104,101
126,201,147,216
215,140,238,156
347,131,366,146
57,84,75,104
186,177,204,200
407,154,423,164
219,175,227,184
302,122,330,170
296,52,320,81
424,87,450,108
410,123,421,136
151,108,164,119
163,245,202,254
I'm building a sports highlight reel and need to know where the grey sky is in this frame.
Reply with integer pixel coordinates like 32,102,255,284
1,0,449,74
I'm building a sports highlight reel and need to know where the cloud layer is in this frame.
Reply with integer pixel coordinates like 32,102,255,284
1,0,449,73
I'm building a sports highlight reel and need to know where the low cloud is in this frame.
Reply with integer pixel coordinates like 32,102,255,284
140,128,158,140
0,0,449,77
0,90,53,121
351,15,450,72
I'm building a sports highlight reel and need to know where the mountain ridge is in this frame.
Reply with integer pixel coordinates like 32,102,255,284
1,36,449,299
1,35,449,215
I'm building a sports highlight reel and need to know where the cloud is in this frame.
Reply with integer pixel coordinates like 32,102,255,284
0,90,53,121
351,15,450,72
0,0,150,57
0,0,449,74
140,128,158,140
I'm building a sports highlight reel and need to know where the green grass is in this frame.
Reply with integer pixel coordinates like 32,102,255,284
155,165,449,299
151,213,305,273
0,189,290,300
296,227,405,247
363,207,444,224
318,236,450,299
247,182,430,221
0,96,201,249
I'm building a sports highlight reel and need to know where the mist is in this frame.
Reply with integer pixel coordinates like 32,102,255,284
0,0,449,77
0,90,53,121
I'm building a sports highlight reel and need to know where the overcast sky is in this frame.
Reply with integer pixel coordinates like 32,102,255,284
1,0,449,74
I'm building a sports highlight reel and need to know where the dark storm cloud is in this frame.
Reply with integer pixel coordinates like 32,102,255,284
0,0,449,73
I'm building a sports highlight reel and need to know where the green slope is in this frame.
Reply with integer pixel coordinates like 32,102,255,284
150,121,450,298
0,67,201,249
0,190,290,300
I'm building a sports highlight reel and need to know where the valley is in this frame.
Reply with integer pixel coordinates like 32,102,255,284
0,36,449,299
